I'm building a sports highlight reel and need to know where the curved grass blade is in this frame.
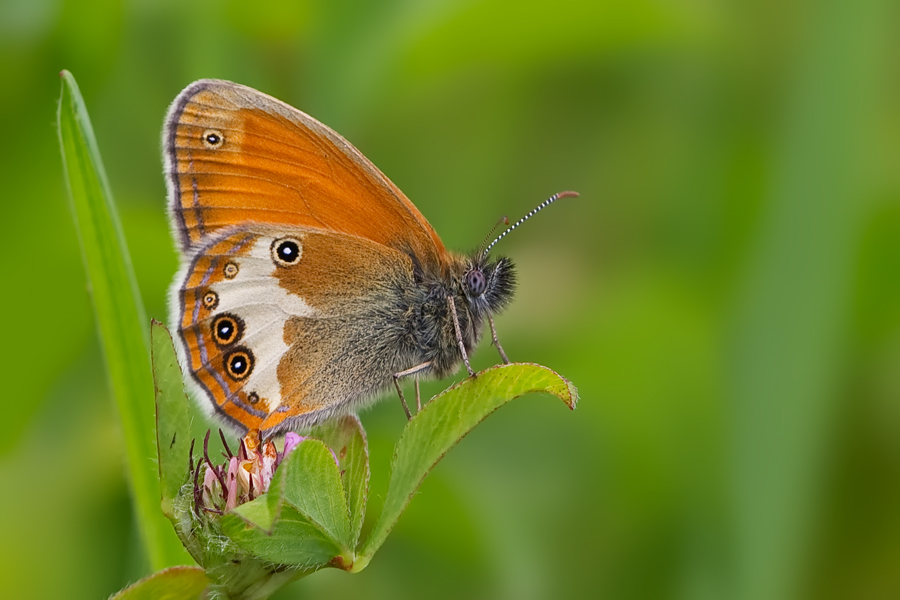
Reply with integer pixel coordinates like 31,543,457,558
358,363,577,567
57,71,189,568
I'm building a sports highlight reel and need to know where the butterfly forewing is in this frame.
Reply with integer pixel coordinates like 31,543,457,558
164,80,447,271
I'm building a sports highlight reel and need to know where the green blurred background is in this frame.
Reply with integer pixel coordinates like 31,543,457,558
2,0,899,598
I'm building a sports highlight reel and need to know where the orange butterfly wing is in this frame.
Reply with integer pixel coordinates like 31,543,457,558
163,79,447,270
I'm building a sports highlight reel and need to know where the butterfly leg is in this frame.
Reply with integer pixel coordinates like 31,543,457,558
447,295,474,376
393,362,431,420
487,313,510,364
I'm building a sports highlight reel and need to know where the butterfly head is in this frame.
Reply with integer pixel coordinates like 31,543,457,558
462,254,516,315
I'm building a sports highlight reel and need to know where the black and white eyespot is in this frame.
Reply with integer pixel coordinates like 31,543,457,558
271,237,302,267
224,347,254,381
202,129,224,149
202,291,219,310
465,268,487,297
211,313,243,347
223,262,239,279
247,392,260,405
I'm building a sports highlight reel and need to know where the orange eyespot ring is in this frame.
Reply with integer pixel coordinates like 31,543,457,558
224,347,253,381
223,262,239,279
271,237,302,267
202,291,219,310
211,313,242,347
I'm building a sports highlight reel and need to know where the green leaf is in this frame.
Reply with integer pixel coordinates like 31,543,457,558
278,440,353,552
57,70,189,569
151,321,193,521
231,494,279,534
220,503,345,567
221,439,355,569
110,566,208,600
358,363,577,566
306,415,369,549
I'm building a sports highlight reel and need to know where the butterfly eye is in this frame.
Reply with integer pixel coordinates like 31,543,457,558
211,314,243,347
224,347,254,381
202,129,224,149
271,237,302,267
202,291,219,310
466,269,487,297
223,262,239,279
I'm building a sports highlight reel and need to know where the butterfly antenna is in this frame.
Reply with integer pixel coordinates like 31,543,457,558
478,215,510,257
482,191,579,257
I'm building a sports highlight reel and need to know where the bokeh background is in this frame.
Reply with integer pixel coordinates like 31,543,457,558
2,0,899,598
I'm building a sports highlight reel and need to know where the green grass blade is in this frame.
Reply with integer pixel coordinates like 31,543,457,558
57,70,190,569
358,363,577,566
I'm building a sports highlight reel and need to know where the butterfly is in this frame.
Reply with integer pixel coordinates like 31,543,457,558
164,79,575,436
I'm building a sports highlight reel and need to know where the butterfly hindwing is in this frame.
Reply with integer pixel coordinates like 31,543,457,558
174,225,421,434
